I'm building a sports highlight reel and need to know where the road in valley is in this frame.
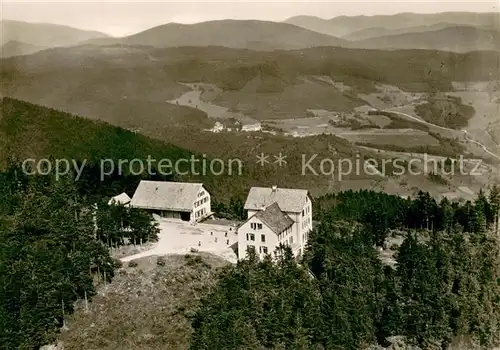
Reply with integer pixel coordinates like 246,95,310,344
382,108,500,161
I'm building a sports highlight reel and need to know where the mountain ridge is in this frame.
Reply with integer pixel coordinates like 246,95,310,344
83,19,349,50
0,40,48,58
349,26,500,52
1,19,110,47
285,12,499,38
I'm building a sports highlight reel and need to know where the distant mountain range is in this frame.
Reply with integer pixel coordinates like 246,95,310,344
284,12,499,38
343,22,494,41
349,26,500,53
1,12,499,58
83,20,348,50
0,19,109,57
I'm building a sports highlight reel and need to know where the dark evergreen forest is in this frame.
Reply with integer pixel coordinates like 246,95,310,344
1,160,499,349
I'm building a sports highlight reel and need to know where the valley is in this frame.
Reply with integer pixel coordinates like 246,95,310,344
2,43,499,201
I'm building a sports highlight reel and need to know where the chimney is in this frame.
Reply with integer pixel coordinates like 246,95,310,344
272,185,277,192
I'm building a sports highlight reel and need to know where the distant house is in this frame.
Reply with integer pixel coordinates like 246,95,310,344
210,122,224,133
239,186,312,259
241,122,262,132
108,192,131,206
130,181,211,222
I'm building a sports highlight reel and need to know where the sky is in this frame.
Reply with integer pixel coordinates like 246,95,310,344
2,1,498,36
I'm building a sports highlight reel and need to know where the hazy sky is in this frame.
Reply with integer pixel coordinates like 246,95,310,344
2,1,498,36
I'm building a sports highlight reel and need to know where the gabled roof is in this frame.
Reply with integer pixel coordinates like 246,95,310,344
244,187,309,213
252,202,294,234
108,192,131,205
130,181,204,212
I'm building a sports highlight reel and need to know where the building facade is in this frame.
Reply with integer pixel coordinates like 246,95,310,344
130,180,211,222
237,203,295,259
240,186,313,258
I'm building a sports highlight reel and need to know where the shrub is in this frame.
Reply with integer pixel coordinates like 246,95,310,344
113,258,123,269
128,260,138,268
157,256,166,266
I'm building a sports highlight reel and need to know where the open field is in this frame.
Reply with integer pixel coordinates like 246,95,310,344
340,128,440,147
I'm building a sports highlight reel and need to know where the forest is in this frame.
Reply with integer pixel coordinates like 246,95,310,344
0,162,159,349
0,159,499,349
191,188,500,349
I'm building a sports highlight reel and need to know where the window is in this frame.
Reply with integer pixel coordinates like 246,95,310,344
261,234,265,243
260,246,268,254
246,233,255,241
290,236,293,244
251,223,256,230
302,210,304,217
257,223,262,230
247,245,255,253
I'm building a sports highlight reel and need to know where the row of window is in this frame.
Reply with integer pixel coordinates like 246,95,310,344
277,226,292,241
195,207,207,219
302,231,310,243
250,222,263,230
246,233,266,243
301,205,311,217
301,216,311,230
195,196,209,208
247,245,268,255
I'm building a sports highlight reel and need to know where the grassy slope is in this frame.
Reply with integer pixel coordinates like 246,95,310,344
59,254,228,350
0,97,193,163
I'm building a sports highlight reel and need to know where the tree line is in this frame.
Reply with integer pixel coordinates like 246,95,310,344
0,162,159,349
314,189,500,246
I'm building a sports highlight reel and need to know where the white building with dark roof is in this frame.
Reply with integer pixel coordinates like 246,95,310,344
130,180,211,222
239,186,312,258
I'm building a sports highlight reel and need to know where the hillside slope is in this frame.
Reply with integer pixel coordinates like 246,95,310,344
0,97,194,164
285,12,498,38
59,254,228,350
0,19,109,47
342,22,486,41
84,20,348,50
350,26,500,52
0,40,48,58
